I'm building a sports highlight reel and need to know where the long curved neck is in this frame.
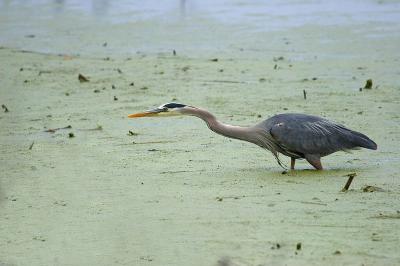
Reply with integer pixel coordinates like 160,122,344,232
181,107,284,168
183,108,258,143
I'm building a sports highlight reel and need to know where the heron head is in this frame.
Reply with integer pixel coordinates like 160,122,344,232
128,102,194,118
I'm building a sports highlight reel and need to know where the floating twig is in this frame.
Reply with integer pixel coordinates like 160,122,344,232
287,200,327,206
115,140,174,146
38,70,52,76
29,141,34,150
303,89,307,100
44,125,72,133
215,195,246,201
160,170,201,174
204,80,245,84
371,212,400,219
81,125,103,131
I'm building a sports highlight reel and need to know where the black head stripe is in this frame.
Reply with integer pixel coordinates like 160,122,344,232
164,103,187,109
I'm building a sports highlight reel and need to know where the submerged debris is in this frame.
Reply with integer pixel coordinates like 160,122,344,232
271,243,281,249
29,141,34,150
83,125,103,131
303,89,307,100
78,73,89,82
364,79,373,89
362,185,385,192
54,200,67,206
360,79,373,91
32,235,46,242
68,132,75,138
217,257,234,266
371,232,382,241
2,104,9,112
273,56,284,62
372,212,400,219
128,130,139,136
296,243,302,250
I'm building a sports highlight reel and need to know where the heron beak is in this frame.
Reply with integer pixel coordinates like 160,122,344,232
128,108,163,118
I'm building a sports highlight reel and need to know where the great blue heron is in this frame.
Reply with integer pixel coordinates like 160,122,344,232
128,103,377,170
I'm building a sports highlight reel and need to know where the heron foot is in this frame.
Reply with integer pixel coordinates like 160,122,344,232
305,155,323,170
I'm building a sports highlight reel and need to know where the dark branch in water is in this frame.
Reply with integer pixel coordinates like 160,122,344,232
341,173,357,191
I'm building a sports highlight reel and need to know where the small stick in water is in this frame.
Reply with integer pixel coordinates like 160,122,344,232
303,90,307,100
29,141,34,150
44,125,72,133
341,172,357,192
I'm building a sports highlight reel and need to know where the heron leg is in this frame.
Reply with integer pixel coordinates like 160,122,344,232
305,154,323,170
290,158,296,170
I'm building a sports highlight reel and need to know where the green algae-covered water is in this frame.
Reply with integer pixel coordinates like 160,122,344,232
1,1,400,265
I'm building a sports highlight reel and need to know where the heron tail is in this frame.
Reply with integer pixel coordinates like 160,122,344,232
349,130,377,150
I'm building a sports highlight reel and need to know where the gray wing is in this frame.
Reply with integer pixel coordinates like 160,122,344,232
269,115,376,157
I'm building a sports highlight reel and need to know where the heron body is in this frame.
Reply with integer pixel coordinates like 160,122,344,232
128,103,377,170
255,113,377,169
